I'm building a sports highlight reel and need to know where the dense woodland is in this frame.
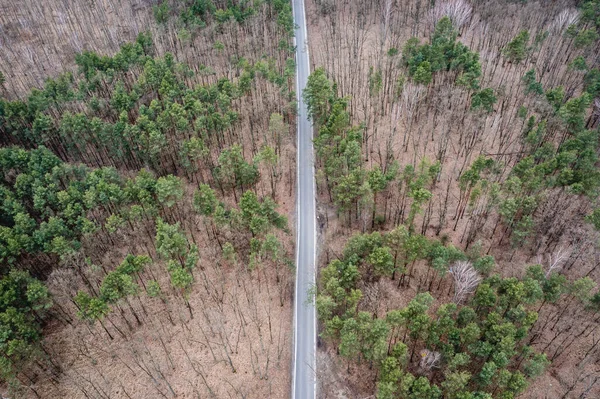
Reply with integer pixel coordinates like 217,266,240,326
305,0,600,398
0,0,297,397
2,0,600,398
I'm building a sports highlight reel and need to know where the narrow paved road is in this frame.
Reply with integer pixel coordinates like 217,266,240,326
292,0,317,397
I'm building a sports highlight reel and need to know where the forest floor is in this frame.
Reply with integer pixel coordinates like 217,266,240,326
4,233,296,399
27,181,296,399
305,0,600,397
2,0,599,397
315,204,599,399
0,0,299,397
0,0,149,98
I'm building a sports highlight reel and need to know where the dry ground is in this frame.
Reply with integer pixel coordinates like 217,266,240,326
34,210,295,398
305,0,600,397
0,0,290,99
0,0,298,398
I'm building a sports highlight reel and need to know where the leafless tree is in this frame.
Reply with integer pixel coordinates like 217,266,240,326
361,282,382,317
70,32,83,53
419,349,441,371
401,83,425,110
399,83,425,151
449,261,481,304
537,247,569,277
549,9,580,35
580,374,600,399
380,0,393,49
427,0,473,30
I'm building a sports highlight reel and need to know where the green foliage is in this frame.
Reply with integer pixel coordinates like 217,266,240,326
413,62,433,85
239,191,287,235
574,29,599,48
215,145,259,192
523,353,549,378
75,33,152,81
441,371,471,399
569,56,588,71
156,175,184,208
545,86,564,112
522,69,544,96
316,228,559,399
367,246,395,277
569,277,597,303
473,255,495,276
585,208,600,230
508,110,600,197
304,67,334,124
402,17,482,89
197,186,287,241
558,93,592,133
274,0,295,36
369,66,383,95
459,156,496,191
305,70,383,221
160,0,295,36
581,0,600,30
0,9,297,387
193,184,218,216
584,68,600,97
146,280,162,298
105,214,125,233
503,30,529,63
179,137,208,173
395,74,406,98
155,218,188,260
100,271,138,304
0,147,157,264
74,291,109,323
1,34,291,179
333,169,371,213
470,88,497,112
168,262,193,294
0,270,51,379
117,254,151,275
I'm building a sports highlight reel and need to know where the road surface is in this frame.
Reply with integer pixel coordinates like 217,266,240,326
292,0,317,397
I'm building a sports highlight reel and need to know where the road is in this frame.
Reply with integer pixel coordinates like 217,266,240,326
291,0,317,397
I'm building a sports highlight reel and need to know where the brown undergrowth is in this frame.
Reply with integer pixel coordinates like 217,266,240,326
306,0,600,397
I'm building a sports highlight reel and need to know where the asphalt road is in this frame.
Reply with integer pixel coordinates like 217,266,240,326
291,0,317,397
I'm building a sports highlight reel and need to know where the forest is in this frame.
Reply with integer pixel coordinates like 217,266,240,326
1,0,600,398
304,0,600,398
0,0,297,397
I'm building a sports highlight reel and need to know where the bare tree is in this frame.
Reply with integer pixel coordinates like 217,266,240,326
400,83,425,151
427,0,473,30
580,375,600,399
537,247,569,277
549,9,580,35
379,0,393,49
419,349,441,371
449,261,481,304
